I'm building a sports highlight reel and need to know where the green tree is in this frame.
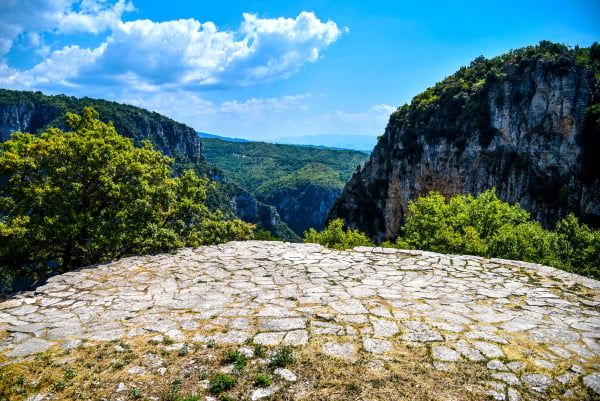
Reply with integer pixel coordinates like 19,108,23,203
0,107,253,285
303,218,373,250
385,190,599,279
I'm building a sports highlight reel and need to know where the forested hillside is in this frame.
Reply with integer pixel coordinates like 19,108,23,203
201,137,369,233
0,90,299,241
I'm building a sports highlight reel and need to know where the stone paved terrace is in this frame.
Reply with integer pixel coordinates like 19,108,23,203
1,241,600,400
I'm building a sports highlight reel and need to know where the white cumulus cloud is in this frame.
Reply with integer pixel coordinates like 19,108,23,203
0,0,133,55
0,4,344,91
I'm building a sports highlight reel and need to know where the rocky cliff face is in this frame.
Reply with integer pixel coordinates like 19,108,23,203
330,43,600,243
258,186,340,234
0,91,203,164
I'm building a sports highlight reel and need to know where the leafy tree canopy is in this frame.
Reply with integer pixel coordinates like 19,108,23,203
385,189,599,279
0,107,253,287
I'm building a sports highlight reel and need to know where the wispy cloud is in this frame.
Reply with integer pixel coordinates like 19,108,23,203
120,90,392,138
0,1,343,91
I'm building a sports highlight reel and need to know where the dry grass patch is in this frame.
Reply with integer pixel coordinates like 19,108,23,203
1,334,599,401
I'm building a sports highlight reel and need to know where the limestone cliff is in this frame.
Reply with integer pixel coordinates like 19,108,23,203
330,42,600,243
0,90,203,164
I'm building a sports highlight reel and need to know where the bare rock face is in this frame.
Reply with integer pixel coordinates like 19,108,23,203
330,45,600,243
0,91,204,165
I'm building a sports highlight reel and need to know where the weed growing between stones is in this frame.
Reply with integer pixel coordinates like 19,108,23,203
0,335,598,401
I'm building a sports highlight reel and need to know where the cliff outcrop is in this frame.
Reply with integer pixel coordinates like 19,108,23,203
0,90,203,165
330,42,600,243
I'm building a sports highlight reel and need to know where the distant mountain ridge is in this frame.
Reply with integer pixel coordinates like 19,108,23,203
271,134,377,152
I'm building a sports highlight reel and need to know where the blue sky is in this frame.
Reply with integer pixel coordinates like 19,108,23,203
1,0,598,142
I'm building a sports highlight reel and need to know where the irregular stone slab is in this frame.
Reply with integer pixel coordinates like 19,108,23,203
487,359,508,371
274,368,297,382
322,342,355,358
465,331,508,344
218,331,251,344
46,324,84,340
371,318,399,338
432,346,460,362
507,361,523,371
347,286,376,298
338,314,368,324
144,320,178,333
499,319,531,333
253,332,285,346
583,372,600,395
250,386,279,400
471,312,513,324
259,318,306,332
548,346,571,358
433,361,450,371
402,330,443,342
87,328,126,342
529,328,579,343
491,372,520,386
362,337,391,354
283,330,309,346
534,359,557,370
311,321,345,335
507,388,521,401
60,339,82,350
256,305,298,317
472,341,504,359
565,343,595,358
6,338,53,357
7,323,49,333
164,329,185,342
369,307,393,318
557,373,576,384
454,340,485,362
429,321,465,333
522,373,552,388
25,393,46,401
330,299,368,314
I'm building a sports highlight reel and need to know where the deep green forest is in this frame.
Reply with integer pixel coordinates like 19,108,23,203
201,137,368,233
201,137,368,193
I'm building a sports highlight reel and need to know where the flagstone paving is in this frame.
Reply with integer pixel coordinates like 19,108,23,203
1,240,600,400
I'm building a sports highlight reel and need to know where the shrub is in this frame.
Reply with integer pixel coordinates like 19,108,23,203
386,190,599,279
303,219,374,250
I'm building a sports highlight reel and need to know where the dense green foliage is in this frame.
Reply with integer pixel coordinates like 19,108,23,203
304,218,374,250
201,137,368,193
0,89,203,166
0,89,301,242
202,137,368,236
383,190,599,279
0,108,253,293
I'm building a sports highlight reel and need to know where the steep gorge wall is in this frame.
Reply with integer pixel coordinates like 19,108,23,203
330,46,600,243
0,92,203,164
